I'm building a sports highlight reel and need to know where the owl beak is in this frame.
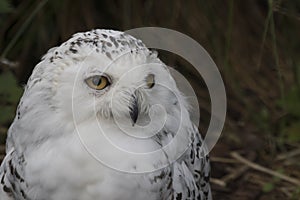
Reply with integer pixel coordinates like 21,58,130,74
129,94,139,126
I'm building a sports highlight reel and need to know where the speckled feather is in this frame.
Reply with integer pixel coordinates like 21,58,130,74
0,29,211,200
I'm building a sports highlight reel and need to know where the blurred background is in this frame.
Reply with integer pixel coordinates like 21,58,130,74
0,0,300,199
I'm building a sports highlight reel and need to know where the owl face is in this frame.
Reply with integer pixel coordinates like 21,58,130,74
46,31,179,128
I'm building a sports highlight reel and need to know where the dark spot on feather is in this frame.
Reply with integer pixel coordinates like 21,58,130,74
206,155,209,161
204,175,209,182
187,188,191,197
21,189,27,198
105,52,112,60
106,42,112,47
167,179,172,189
137,41,144,47
10,182,15,190
1,174,4,184
69,48,78,54
109,36,119,48
153,170,166,182
8,160,14,175
176,193,182,200
3,185,12,193
15,169,24,182
121,41,128,46
190,149,194,159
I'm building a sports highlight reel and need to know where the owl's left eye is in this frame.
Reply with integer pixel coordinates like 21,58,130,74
85,75,110,90
146,74,155,89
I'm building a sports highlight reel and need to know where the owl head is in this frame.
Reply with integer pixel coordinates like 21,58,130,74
23,29,187,134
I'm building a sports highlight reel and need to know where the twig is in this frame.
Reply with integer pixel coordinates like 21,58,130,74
210,156,240,164
210,178,226,187
222,165,249,184
231,152,300,186
0,58,19,70
276,149,300,160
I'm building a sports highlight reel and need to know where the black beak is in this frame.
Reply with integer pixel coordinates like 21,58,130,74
129,94,139,126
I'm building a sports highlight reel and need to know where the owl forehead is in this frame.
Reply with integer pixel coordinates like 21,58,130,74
46,29,150,64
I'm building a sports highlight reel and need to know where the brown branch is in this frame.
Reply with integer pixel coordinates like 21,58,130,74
276,149,300,161
210,178,226,187
210,156,240,164
222,165,249,184
231,152,300,186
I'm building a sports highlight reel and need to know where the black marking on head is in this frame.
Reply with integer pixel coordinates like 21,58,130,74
121,41,128,46
106,42,112,47
93,40,98,46
69,48,78,54
105,52,112,60
76,40,82,46
137,41,144,47
109,36,119,48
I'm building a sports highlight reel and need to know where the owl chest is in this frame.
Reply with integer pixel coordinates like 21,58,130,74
27,161,170,200
24,135,171,200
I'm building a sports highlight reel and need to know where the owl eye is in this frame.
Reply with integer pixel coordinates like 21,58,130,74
85,75,110,90
146,74,155,89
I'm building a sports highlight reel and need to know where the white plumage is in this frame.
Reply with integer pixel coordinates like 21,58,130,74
0,29,211,200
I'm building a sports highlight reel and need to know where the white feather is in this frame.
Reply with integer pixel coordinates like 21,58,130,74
0,29,211,200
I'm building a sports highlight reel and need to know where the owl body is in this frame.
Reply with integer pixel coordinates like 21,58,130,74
0,29,211,200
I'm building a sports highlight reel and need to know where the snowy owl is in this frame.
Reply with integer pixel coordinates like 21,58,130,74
0,29,211,200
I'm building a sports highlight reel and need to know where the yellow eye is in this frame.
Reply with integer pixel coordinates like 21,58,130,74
146,74,155,89
85,75,110,90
